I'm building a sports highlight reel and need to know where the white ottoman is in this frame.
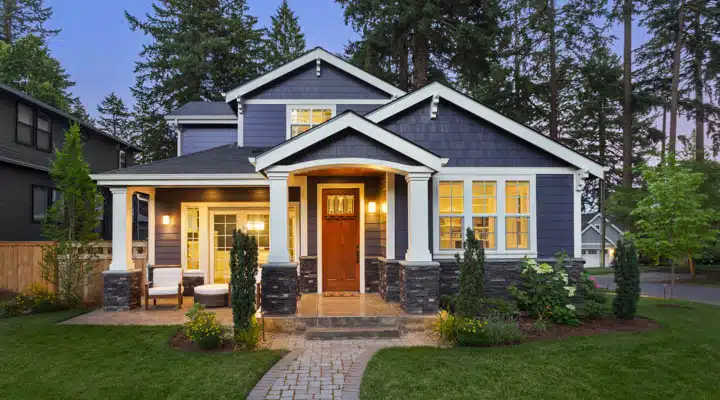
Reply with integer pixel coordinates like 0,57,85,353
193,284,229,307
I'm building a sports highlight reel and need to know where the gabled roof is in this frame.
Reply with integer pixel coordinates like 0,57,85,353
253,111,447,171
0,83,141,152
224,47,406,102
366,82,605,178
582,213,624,236
166,101,235,117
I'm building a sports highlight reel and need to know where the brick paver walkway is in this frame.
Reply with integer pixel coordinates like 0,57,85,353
248,333,433,400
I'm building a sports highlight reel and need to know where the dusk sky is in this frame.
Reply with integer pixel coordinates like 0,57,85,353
45,0,651,119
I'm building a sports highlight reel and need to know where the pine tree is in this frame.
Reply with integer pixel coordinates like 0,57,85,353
612,236,640,320
126,0,264,162
96,92,131,141
130,83,175,164
0,34,76,111
0,0,59,44
455,228,485,318
265,0,306,69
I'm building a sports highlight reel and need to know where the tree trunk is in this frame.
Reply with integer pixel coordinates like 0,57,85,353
688,252,696,279
396,30,409,91
513,7,522,112
622,0,633,188
599,104,606,268
548,0,559,140
412,35,429,89
668,0,686,159
2,0,14,44
693,10,704,162
661,106,667,164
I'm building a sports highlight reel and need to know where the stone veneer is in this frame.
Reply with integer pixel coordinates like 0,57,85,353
261,263,298,315
103,270,141,311
379,259,400,302
299,256,318,294
365,257,382,293
439,258,586,300
399,261,440,314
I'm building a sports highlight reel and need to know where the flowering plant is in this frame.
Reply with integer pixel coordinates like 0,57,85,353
184,303,225,350
508,255,579,325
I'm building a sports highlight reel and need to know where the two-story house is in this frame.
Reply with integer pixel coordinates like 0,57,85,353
92,48,603,313
0,84,142,241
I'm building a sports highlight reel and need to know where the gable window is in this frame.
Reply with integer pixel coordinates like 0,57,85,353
287,105,335,138
36,113,52,152
434,175,535,256
17,103,33,146
119,150,127,168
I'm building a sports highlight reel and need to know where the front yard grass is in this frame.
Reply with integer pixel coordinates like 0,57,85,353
362,298,720,399
0,310,281,399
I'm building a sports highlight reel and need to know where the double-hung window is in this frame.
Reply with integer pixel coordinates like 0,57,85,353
36,113,52,152
17,103,33,146
287,106,334,138
32,186,60,223
435,176,534,255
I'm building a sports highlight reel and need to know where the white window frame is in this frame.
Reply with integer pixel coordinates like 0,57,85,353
285,104,336,139
432,173,537,259
504,180,532,251
119,150,127,169
437,181,465,252
471,181,497,251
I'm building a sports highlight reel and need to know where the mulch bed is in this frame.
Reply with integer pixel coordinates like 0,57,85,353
169,331,235,353
520,317,661,342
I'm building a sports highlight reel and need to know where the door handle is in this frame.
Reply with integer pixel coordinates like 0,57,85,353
356,245,359,264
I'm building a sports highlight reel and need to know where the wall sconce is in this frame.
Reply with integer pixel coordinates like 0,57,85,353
162,214,171,225
381,202,387,213
367,201,377,213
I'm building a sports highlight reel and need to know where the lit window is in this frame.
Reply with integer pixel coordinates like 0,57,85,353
17,103,33,146
289,107,332,137
505,181,530,249
326,195,355,216
439,181,464,250
472,181,496,249
246,214,270,249
185,208,200,270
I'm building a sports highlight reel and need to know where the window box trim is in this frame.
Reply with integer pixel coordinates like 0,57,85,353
285,104,336,139
432,173,537,258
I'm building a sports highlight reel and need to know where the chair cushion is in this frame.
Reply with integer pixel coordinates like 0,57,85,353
153,267,182,287
148,286,179,296
194,284,229,296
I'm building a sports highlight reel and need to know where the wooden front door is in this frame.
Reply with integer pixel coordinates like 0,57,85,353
322,188,360,292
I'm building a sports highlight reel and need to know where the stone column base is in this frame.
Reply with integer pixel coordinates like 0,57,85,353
399,261,440,314
379,259,400,302
298,256,318,294
103,269,141,311
261,262,298,315
365,256,382,293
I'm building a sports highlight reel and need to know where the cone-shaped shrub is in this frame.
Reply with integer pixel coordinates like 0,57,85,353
455,228,486,318
230,229,258,331
613,236,640,320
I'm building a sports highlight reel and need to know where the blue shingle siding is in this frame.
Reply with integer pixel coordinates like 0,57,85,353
536,174,574,258
243,104,286,147
279,129,420,165
337,104,381,115
181,127,236,155
381,101,572,167
245,62,391,100
394,173,408,259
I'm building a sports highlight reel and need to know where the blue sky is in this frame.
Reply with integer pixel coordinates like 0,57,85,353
45,0,647,119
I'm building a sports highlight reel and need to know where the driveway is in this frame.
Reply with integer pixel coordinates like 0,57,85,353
592,273,720,305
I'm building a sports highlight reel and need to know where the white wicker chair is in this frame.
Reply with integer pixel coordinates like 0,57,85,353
145,267,183,310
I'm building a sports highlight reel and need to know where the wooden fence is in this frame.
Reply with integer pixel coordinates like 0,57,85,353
0,241,148,304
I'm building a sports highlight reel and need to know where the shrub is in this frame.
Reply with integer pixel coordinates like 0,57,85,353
531,320,549,335
508,256,579,325
184,303,224,350
481,297,519,319
432,310,461,345
455,228,485,318
229,229,259,336
440,295,456,313
457,318,524,347
613,236,640,320
234,315,261,350
577,274,610,320
0,298,23,318
24,284,66,313
579,299,611,320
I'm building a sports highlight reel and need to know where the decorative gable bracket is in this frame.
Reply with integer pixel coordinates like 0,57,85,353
576,169,589,191
430,94,440,119
316,58,321,77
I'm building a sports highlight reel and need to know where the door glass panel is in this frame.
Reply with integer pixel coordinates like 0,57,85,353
326,194,355,216
213,213,236,283
186,207,200,270
246,213,269,264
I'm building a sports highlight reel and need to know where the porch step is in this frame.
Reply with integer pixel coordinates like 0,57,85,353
305,326,400,340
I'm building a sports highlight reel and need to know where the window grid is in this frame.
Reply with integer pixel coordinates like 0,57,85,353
439,181,464,250
505,181,530,250
472,181,496,250
17,103,33,146
36,113,51,152
289,107,333,137
186,208,200,270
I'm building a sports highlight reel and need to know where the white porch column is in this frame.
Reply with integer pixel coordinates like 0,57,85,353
405,172,433,262
146,188,156,266
267,172,290,263
109,187,135,271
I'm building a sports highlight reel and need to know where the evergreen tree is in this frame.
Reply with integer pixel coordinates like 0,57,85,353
265,0,305,69
69,99,95,126
0,0,59,44
0,34,76,111
455,228,485,318
126,0,264,162
130,83,175,163
96,92,131,141
230,228,259,345
612,236,640,320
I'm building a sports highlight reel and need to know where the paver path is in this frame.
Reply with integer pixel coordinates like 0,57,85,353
248,333,433,400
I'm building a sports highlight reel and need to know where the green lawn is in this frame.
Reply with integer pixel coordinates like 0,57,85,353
0,310,281,399
362,299,720,400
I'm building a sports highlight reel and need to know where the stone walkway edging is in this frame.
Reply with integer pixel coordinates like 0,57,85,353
340,346,381,400
247,349,304,400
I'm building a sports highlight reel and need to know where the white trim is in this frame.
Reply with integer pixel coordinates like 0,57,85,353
439,167,578,175
285,104,337,140
266,159,435,175
316,183,365,294
254,113,446,171
582,225,618,247
224,48,405,102
432,174,538,258
366,82,604,178
574,173,582,258
94,179,268,187
583,213,624,236
385,172,395,260
92,173,269,188
94,173,264,181
298,175,309,257
147,188,156,266
237,98,244,146
163,115,236,121
244,98,390,105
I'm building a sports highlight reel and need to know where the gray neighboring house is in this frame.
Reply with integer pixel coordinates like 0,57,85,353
0,84,141,241
581,213,624,268
92,47,604,313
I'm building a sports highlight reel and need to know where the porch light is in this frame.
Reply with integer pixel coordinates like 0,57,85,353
162,214,171,225
381,202,387,213
367,201,377,213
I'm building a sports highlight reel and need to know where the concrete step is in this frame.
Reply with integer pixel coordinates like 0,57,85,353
305,326,401,340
